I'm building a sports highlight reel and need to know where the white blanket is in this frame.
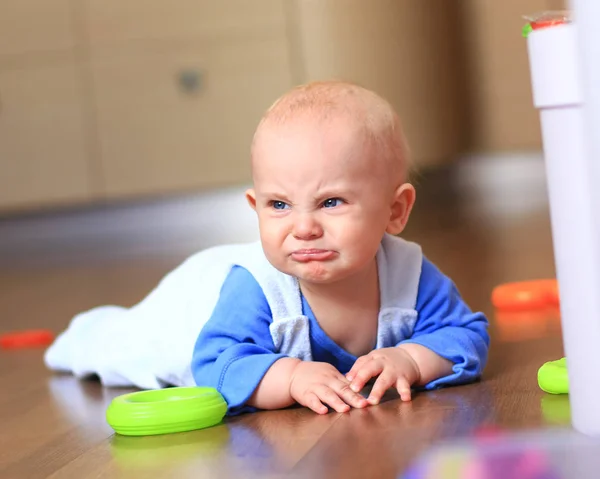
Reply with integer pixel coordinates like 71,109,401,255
44,243,256,389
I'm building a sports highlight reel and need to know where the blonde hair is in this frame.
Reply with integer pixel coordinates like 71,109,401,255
251,80,412,181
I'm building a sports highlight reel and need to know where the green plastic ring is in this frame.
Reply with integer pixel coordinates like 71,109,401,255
106,387,227,436
538,357,569,395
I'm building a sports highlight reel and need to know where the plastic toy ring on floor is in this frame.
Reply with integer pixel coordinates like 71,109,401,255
106,387,227,436
491,279,559,311
538,357,568,395
0,329,55,349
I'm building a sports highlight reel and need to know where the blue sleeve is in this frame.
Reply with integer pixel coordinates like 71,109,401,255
400,257,490,389
191,265,286,415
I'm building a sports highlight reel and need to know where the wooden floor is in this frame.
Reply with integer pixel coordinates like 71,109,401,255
0,158,575,478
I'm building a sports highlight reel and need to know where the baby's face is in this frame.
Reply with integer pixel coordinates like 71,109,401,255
247,116,399,285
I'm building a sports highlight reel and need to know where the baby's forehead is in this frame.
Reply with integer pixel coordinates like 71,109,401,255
254,114,377,170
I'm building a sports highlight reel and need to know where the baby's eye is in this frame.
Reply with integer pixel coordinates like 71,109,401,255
271,200,289,210
322,198,344,208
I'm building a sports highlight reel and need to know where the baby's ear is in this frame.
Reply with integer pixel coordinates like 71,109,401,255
246,189,257,211
386,183,416,235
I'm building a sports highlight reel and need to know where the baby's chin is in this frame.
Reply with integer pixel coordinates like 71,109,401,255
282,262,353,285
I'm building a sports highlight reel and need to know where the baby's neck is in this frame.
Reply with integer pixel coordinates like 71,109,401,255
300,259,380,356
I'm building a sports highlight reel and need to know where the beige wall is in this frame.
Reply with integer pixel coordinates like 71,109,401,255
460,0,566,152
0,0,293,212
0,1,567,213
286,0,565,156
288,0,468,168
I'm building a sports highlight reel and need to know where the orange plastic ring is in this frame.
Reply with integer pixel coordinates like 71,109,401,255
0,329,55,349
491,279,559,311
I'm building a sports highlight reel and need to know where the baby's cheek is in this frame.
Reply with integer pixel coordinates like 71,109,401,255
350,231,382,258
259,222,281,245
262,239,291,274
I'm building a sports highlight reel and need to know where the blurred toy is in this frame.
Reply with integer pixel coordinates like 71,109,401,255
0,329,55,349
538,357,568,394
491,279,559,311
491,284,568,394
402,440,561,479
522,11,572,37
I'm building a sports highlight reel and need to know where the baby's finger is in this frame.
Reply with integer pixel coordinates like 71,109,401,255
304,392,329,415
335,381,369,409
350,359,383,393
317,386,351,413
367,370,395,405
346,355,369,381
396,377,412,402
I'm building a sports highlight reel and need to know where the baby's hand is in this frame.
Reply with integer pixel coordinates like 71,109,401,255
346,347,421,405
289,361,369,414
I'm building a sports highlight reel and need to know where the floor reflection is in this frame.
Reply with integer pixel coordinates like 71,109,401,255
494,308,561,343
540,394,570,426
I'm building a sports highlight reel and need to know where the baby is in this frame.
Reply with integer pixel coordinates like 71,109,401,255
44,81,489,416
190,81,489,415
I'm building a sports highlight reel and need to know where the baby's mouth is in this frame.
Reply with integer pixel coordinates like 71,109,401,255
290,249,336,262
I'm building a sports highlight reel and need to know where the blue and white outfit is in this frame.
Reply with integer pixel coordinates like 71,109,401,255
44,234,489,415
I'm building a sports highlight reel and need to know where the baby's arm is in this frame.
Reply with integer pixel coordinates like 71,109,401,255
192,266,366,415
347,257,489,402
249,357,368,414
399,256,490,388
396,343,453,385
247,357,300,410
191,265,289,415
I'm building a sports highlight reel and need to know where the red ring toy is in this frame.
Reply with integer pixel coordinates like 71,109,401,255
0,329,55,349
491,279,559,311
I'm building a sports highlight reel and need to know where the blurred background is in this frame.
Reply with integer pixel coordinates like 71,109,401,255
0,0,565,265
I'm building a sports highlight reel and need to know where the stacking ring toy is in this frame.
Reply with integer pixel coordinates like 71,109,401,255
106,387,227,436
491,279,559,311
0,329,55,349
538,357,568,395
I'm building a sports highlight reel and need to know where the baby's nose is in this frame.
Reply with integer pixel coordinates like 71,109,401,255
292,213,323,240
